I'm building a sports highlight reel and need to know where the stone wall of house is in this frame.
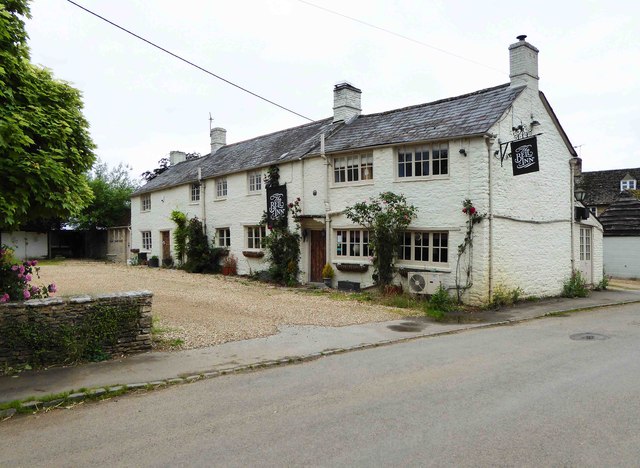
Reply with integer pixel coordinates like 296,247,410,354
0,291,152,368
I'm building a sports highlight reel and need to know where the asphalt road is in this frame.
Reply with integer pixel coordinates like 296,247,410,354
2,304,640,467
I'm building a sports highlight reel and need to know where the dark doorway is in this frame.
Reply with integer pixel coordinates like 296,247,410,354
310,230,326,282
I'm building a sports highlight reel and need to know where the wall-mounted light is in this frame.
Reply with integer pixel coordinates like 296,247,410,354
530,120,540,127
459,149,467,157
574,187,586,202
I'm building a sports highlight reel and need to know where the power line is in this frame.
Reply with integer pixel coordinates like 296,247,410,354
65,0,315,122
296,0,506,75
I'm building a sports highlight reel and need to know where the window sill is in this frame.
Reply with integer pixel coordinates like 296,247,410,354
247,191,262,196
393,175,449,183
213,197,228,202
189,201,200,205
335,263,369,273
331,180,375,189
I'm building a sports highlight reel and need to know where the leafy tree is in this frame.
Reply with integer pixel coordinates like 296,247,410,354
141,157,169,182
344,192,417,288
0,1,96,230
73,159,139,229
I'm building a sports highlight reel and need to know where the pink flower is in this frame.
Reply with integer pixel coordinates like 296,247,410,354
48,283,57,293
11,265,18,271
0,293,9,303
31,260,38,266
23,289,31,300
18,265,25,274
470,207,476,214
462,208,467,214
17,273,23,279
25,274,32,282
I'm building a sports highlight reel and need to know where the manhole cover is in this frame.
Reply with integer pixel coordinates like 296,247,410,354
387,321,425,333
570,332,609,341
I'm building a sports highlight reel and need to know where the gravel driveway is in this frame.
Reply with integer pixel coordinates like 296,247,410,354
36,261,401,349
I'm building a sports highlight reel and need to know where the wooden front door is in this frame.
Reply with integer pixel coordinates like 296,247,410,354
310,230,326,282
161,230,171,261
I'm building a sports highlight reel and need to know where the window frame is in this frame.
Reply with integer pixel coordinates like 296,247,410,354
246,225,266,250
190,183,201,202
141,231,152,251
397,231,449,266
216,177,228,199
396,143,449,180
333,153,374,185
335,229,371,259
248,171,262,194
217,227,231,248
141,194,151,212
621,179,637,191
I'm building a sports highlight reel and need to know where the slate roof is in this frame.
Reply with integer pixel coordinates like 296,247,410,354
134,83,525,195
598,191,640,236
576,167,640,206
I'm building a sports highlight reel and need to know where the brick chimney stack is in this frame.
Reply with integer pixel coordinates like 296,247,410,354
509,35,539,90
169,150,186,165
333,82,362,123
210,127,227,155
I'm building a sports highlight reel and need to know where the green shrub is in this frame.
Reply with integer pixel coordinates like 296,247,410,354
183,218,222,274
489,285,523,309
425,285,456,320
594,275,610,291
562,270,589,298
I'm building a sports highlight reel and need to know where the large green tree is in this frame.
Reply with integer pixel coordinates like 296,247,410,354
0,0,96,230
74,160,139,230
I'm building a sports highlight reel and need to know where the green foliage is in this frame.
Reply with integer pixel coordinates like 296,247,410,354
140,157,169,182
170,210,188,264
0,245,56,302
344,192,417,288
489,285,523,309
380,292,420,309
263,165,280,188
73,159,138,229
183,218,224,274
321,263,334,279
425,285,457,320
263,196,301,286
3,304,139,368
455,199,486,302
594,274,610,291
0,1,96,230
563,270,589,298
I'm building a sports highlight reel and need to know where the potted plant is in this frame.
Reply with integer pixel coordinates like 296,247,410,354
222,253,238,276
148,255,160,268
321,263,334,288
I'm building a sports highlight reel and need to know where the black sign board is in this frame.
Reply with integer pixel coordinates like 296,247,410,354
511,136,539,176
266,185,288,227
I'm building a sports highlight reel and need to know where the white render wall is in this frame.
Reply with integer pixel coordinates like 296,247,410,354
603,237,640,279
1,231,48,260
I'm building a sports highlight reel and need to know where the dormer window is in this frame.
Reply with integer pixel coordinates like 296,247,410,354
621,179,636,191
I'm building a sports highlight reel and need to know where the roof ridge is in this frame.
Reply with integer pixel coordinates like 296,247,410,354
582,167,640,175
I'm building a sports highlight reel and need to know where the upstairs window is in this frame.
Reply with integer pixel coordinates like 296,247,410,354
333,153,373,184
216,177,228,199
398,231,448,265
248,171,262,193
621,179,637,191
397,143,448,179
190,183,200,202
141,194,151,211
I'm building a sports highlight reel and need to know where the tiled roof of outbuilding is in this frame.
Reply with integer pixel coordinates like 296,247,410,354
599,191,640,236
576,167,640,206
134,83,525,195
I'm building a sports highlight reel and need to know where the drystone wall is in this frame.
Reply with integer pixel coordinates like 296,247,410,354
0,291,153,369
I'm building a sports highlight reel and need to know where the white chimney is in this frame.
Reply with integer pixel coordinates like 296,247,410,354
333,82,362,123
169,150,186,165
509,35,539,90
210,127,227,155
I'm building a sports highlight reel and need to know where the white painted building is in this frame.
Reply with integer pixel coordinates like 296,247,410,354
131,36,603,304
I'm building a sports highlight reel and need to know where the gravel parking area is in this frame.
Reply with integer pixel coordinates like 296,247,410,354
36,261,401,349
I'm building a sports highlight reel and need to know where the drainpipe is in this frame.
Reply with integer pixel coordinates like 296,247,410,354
198,167,206,235
485,134,496,300
321,134,331,262
569,158,576,271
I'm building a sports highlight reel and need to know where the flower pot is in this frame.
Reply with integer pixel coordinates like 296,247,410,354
148,257,160,268
323,278,333,288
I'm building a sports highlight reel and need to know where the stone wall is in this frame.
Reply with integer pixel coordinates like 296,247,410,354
0,291,153,369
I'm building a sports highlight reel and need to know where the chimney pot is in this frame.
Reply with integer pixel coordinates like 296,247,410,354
517,34,527,41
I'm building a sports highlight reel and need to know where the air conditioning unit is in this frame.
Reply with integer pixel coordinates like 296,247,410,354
408,272,441,295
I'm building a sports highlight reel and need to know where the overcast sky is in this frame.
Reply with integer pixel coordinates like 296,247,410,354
26,0,640,179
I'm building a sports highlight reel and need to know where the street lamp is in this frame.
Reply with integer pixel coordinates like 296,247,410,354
574,187,586,202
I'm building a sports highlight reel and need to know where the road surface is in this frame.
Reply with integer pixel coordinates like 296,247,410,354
2,304,639,466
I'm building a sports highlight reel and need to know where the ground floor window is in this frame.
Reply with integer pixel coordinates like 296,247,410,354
142,231,152,250
335,229,370,258
398,231,448,264
217,228,231,247
246,226,266,249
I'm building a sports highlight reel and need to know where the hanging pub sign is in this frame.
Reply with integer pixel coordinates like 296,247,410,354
511,136,540,176
266,185,288,227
